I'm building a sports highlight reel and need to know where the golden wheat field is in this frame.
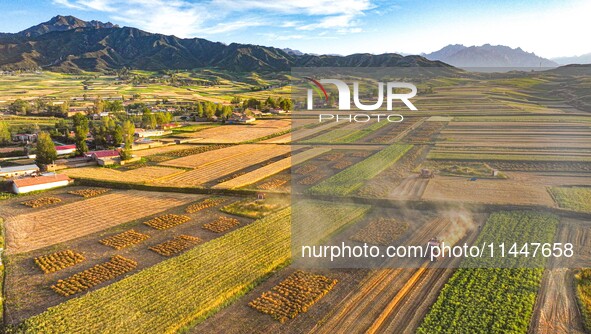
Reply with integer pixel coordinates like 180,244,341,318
4,190,196,254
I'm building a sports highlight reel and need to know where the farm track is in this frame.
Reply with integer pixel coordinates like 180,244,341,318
529,219,591,334
310,216,454,334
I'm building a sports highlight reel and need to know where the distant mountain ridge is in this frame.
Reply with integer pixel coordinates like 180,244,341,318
552,53,591,65
0,16,449,73
0,15,117,38
423,44,558,68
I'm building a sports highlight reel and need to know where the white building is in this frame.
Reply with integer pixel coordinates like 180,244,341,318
0,164,39,179
11,174,72,194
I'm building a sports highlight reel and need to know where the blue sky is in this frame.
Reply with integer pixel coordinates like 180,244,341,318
0,0,588,58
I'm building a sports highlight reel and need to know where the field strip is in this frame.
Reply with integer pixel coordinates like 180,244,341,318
262,122,342,144
4,191,195,254
213,147,331,189
61,166,183,183
159,144,267,169
157,145,292,186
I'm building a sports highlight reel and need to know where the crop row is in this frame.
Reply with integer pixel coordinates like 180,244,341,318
308,144,412,195
149,235,202,256
144,214,191,230
21,197,61,208
202,216,241,233
22,201,368,333
34,250,85,274
99,230,151,250
51,255,137,297
418,211,558,333
68,188,110,198
249,270,338,323
185,197,226,213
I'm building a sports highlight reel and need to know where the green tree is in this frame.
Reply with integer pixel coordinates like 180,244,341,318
93,97,105,114
9,99,31,115
120,120,135,160
0,121,11,145
264,96,277,108
72,113,89,155
35,132,57,166
230,96,241,104
142,110,157,129
112,124,123,147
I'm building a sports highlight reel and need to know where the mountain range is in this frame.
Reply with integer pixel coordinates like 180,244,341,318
423,44,558,68
0,15,447,73
552,53,591,65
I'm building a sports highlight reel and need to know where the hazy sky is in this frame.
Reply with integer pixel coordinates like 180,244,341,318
1,0,589,58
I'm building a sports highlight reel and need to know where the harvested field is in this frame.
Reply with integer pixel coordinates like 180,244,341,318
4,190,195,254
156,144,232,158
350,218,409,245
422,175,555,206
61,166,184,183
358,145,430,198
262,121,341,143
529,269,585,334
174,120,290,143
34,250,85,274
132,144,195,157
160,145,291,186
149,235,202,256
249,270,338,323
213,147,329,189
160,144,272,168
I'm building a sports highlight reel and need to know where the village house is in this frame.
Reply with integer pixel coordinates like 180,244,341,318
11,174,72,194
86,149,121,166
227,112,256,124
0,164,39,179
12,133,37,143
55,144,77,156
134,129,171,138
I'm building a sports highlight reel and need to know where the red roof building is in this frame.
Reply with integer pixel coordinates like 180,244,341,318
12,174,72,194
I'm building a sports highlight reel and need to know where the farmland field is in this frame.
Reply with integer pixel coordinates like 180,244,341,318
19,201,368,333
548,187,591,213
418,211,558,334
3,190,195,254
61,166,184,183
159,145,292,186
172,120,291,143
308,144,412,195
213,147,330,189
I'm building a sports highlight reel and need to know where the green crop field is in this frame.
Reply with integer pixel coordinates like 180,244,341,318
418,211,558,334
548,187,591,213
308,143,412,196
575,269,591,332
18,201,368,333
